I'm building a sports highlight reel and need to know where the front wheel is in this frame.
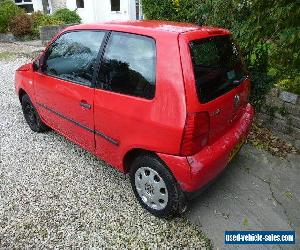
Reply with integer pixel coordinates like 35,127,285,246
21,94,49,132
130,154,186,218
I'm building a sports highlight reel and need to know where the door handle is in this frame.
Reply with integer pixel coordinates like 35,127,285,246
80,101,91,109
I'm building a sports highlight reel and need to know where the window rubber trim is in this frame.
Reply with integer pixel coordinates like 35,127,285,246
41,29,110,89
93,31,157,100
92,31,111,89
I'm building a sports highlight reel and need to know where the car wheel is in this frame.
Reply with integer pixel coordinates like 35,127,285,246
21,94,49,132
130,154,187,219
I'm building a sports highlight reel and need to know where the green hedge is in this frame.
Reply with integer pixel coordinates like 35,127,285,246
0,0,24,33
8,12,32,37
142,0,300,101
31,11,62,36
53,8,81,24
0,5,81,39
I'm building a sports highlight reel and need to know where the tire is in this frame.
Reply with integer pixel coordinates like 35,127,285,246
21,94,49,132
130,154,187,219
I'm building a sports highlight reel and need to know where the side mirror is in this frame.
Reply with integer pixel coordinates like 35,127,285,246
32,60,39,71
32,52,45,71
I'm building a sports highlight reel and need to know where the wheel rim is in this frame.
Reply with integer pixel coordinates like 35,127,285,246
23,102,37,127
135,167,169,210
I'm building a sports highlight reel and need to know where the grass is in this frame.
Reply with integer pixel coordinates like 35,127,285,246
284,191,293,200
242,217,249,226
0,51,16,60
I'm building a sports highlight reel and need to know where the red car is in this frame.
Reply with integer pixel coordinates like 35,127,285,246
15,21,254,218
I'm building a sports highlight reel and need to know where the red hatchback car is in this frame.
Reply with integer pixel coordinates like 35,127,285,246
15,21,254,218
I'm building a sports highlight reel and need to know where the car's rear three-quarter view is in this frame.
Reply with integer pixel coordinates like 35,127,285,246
14,21,254,218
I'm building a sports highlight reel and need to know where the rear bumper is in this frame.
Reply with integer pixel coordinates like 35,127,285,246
158,103,254,193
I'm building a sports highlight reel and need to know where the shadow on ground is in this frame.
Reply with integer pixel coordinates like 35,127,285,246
186,144,299,250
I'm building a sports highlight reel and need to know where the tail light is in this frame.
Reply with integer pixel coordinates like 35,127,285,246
180,112,210,156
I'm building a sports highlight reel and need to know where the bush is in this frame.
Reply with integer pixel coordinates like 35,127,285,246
250,72,275,110
0,0,24,33
8,13,32,37
31,11,62,36
276,78,300,95
53,8,81,24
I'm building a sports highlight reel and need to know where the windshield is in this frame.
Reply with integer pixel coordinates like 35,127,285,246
189,35,247,103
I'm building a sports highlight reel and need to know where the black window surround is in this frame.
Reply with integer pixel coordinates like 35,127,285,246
76,0,84,8
96,31,157,100
15,0,32,3
39,30,157,101
15,0,34,13
111,0,120,11
40,30,109,88
189,35,247,103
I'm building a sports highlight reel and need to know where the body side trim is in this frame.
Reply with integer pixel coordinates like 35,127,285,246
37,102,119,146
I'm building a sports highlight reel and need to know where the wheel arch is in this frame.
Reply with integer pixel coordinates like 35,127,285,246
18,88,27,103
122,148,179,179
123,148,158,173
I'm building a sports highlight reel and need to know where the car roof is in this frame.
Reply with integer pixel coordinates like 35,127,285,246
65,20,229,36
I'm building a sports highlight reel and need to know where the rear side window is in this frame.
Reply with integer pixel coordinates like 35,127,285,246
98,32,156,99
43,31,105,86
190,35,247,103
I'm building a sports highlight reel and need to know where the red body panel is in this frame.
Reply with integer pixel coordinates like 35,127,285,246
159,104,254,192
15,64,35,102
15,21,254,193
93,30,186,171
34,73,95,152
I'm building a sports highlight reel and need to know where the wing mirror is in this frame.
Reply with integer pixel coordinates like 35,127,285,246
32,51,45,71
32,60,40,71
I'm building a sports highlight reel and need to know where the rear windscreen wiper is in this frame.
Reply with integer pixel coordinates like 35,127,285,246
232,75,249,85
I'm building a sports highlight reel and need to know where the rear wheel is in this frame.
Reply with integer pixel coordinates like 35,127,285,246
130,154,186,218
21,94,49,132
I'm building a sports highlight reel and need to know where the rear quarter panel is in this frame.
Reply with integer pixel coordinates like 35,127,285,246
93,30,187,171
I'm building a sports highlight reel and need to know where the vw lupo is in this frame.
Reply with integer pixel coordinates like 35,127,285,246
15,21,254,218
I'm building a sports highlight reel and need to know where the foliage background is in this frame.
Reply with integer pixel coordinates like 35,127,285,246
0,0,23,33
53,8,81,24
31,11,63,36
0,1,81,39
142,0,300,104
8,12,32,37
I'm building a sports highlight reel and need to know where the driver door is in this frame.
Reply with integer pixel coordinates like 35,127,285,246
34,30,106,152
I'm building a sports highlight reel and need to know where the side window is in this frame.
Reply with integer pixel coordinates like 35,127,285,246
98,32,156,99
43,31,105,86
76,0,84,8
111,0,120,11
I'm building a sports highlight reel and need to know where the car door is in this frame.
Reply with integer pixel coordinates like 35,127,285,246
34,30,106,152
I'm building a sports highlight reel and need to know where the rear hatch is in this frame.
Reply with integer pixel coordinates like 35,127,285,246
179,31,250,153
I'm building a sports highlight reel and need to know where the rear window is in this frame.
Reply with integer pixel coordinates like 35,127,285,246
189,35,247,103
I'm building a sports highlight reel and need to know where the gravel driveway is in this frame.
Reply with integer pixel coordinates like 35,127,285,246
0,56,210,248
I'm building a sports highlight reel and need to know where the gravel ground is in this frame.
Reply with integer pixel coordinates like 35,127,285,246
0,41,44,61
0,56,210,248
0,41,44,54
